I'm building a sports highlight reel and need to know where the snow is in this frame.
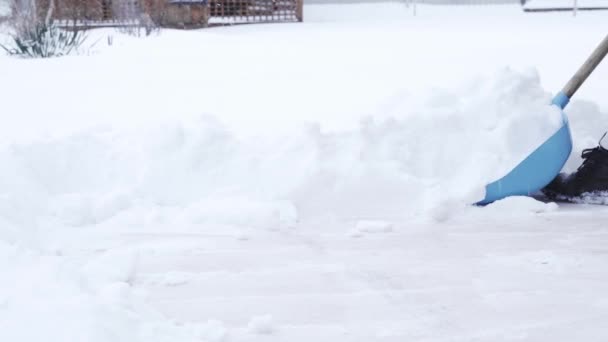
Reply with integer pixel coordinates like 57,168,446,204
524,0,608,9
1,3,608,342
482,195,559,214
246,315,276,335
0,241,205,342
0,0,8,17
355,220,394,233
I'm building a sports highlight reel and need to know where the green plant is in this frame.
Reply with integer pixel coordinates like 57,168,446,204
0,20,87,58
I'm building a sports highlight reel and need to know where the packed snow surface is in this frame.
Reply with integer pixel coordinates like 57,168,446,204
1,3,608,342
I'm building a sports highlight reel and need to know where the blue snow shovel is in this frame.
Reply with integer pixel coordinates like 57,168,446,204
477,34,608,205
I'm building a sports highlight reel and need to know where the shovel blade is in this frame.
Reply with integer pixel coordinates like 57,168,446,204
477,93,573,205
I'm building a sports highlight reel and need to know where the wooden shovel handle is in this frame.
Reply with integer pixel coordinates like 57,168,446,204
562,34,608,98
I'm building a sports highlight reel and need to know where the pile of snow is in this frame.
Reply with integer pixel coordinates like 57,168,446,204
0,69,564,226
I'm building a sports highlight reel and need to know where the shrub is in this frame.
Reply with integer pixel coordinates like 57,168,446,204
1,20,87,58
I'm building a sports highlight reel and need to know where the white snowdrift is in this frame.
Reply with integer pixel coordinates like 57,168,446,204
0,69,564,227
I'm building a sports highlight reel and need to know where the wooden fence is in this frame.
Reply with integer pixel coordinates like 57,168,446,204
32,0,302,28
209,0,302,24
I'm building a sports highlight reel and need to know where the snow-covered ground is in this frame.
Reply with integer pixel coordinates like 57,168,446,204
525,0,608,9
1,3,608,341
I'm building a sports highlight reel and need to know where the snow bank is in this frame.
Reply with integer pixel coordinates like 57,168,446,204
0,69,564,227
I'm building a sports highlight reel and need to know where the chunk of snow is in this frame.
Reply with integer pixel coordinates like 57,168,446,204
355,220,394,233
195,320,228,342
235,233,250,241
247,315,276,335
485,196,559,214
161,271,193,287
81,249,139,288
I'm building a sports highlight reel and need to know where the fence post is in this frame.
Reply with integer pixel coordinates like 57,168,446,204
296,0,303,21
573,0,578,16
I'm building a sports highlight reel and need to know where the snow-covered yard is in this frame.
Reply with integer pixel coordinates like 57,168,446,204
1,3,608,341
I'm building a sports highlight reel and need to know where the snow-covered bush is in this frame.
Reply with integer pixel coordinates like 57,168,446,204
0,20,87,57
1,0,87,58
